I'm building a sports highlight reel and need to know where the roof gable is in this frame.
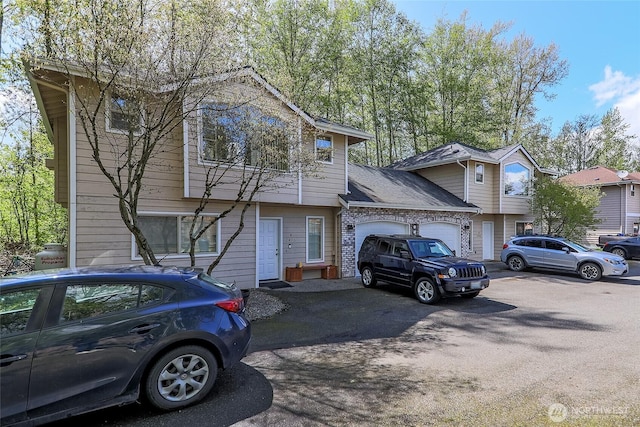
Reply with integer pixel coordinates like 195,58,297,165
390,142,542,172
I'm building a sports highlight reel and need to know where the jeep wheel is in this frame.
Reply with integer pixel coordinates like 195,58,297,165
611,248,627,259
414,278,440,304
361,266,377,288
507,255,526,272
579,262,602,281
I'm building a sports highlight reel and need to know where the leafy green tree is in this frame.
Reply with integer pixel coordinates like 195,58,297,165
0,116,67,248
595,107,635,171
530,176,601,241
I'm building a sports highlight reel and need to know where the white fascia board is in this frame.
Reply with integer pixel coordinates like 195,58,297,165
342,201,481,214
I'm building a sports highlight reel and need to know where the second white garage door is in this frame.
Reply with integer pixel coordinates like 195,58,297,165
420,222,461,255
354,221,409,276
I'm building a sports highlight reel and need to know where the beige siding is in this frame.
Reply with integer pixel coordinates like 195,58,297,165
467,160,495,211
301,133,346,207
53,116,68,207
418,163,465,200
500,151,535,214
260,204,338,279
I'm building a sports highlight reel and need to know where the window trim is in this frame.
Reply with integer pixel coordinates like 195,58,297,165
475,162,484,184
515,221,534,236
315,135,333,164
306,216,325,263
131,211,221,260
197,102,292,171
503,161,532,197
106,92,143,136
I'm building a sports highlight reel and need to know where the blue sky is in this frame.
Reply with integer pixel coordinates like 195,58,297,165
393,0,640,139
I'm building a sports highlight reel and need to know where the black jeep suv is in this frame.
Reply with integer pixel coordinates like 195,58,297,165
357,234,490,304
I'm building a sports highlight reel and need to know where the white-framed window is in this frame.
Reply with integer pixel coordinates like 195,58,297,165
306,216,324,263
133,213,220,259
199,103,290,171
504,162,531,196
475,162,484,184
315,135,333,163
106,93,142,134
515,221,534,235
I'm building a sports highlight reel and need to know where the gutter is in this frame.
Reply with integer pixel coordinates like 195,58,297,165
339,199,482,214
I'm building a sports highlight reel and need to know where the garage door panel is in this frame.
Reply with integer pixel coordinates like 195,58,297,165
421,223,461,255
355,221,409,276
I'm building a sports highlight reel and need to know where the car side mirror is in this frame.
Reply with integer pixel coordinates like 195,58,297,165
562,247,570,253
452,250,456,256
399,249,412,259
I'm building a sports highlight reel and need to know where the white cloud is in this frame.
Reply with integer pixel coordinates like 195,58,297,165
589,66,640,139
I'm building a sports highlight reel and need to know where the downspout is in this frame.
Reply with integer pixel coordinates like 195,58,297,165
255,202,260,288
68,79,77,267
456,160,468,202
345,136,349,194
298,117,303,205
183,101,190,198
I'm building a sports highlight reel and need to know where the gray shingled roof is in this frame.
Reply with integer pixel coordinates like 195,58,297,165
340,163,480,212
390,142,521,171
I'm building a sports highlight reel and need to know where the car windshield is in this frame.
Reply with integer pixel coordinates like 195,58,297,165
409,240,454,258
562,240,590,252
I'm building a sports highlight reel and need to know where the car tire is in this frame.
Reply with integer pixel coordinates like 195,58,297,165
611,248,627,259
460,291,480,299
413,277,440,304
361,266,377,288
578,262,602,281
507,255,526,272
145,345,218,411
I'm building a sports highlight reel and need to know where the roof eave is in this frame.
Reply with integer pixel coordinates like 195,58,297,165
341,200,481,214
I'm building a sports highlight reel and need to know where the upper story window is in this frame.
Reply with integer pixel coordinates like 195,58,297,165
475,162,484,184
200,103,290,171
315,135,333,163
107,93,141,134
504,162,531,196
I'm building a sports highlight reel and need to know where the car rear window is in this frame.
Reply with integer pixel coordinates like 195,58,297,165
198,272,237,292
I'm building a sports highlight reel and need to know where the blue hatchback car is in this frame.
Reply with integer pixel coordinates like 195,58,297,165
0,265,251,426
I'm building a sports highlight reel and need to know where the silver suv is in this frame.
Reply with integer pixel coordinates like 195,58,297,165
500,235,628,280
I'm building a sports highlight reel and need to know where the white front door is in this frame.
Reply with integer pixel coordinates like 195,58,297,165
482,221,495,260
259,219,280,280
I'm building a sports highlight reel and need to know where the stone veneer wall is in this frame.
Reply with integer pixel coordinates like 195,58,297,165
340,207,473,278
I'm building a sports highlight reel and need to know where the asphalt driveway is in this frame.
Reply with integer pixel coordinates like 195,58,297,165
52,263,640,426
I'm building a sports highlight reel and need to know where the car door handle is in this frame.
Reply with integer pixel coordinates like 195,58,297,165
129,323,161,334
0,354,28,367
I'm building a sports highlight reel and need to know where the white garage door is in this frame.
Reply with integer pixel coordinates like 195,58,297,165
421,222,461,255
354,221,409,276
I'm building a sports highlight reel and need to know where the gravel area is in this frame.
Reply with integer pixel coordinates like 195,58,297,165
244,289,288,321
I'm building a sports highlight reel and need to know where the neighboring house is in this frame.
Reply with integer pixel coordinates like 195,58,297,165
26,63,372,288
561,166,640,245
387,142,552,261
338,164,481,277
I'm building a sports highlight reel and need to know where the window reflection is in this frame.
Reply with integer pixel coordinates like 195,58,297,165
504,163,530,196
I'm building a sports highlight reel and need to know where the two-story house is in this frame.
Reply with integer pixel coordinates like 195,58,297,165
385,142,550,261
26,63,372,288
561,166,640,245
